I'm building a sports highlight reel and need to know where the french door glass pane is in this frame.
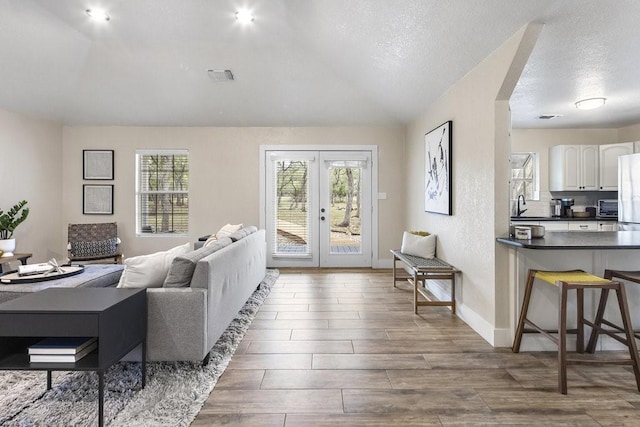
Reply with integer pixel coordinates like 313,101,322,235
327,161,362,255
273,160,310,256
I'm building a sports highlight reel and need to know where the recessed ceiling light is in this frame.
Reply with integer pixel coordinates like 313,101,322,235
235,9,254,24
85,8,110,22
575,97,606,110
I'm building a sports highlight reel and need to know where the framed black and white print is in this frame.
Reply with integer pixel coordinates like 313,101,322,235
83,184,114,215
424,121,452,215
83,150,114,180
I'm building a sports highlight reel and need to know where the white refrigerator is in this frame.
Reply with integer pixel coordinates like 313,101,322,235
618,152,640,230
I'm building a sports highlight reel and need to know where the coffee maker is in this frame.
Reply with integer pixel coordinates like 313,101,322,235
560,198,574,217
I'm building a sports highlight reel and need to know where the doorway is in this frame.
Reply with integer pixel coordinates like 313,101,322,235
262,148,374,268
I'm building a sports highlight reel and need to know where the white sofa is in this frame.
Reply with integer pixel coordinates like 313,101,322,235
143,227,266,362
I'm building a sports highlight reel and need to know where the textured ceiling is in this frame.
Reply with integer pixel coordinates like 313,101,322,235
0,0,638,129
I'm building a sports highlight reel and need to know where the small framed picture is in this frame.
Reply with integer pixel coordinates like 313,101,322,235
83,150,114,180
83,185,114,215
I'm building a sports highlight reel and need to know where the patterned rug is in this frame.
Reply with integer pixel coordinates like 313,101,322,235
0,269,279,426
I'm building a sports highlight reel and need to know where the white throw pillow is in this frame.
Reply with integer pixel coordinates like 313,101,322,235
202,234,218,248
400,232,436,259
117,243,191,288
215,223,243,239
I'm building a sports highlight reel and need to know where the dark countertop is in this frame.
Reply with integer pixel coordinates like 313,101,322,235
510,216,617,222
497,231,640,249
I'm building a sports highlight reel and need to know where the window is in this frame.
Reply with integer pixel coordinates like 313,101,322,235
510,152,539,201
136,150,189,235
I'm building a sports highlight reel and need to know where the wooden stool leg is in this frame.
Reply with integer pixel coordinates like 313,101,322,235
586,288,610,353
513,269,536,353
558,281,569,395
576,287,584,353
614,284,640,392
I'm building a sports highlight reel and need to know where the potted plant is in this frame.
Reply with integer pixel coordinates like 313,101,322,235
0,200,29,257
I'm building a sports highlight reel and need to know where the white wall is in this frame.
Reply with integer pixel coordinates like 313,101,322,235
405,24,539,346
0,109,64,265
619,123,640,142
62,126,406,262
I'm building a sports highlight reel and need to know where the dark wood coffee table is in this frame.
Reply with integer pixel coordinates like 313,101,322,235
0,288,147,427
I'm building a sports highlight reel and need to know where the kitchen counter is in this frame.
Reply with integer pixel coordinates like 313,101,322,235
510,216,617,222
499,230,640,351
497,231,640,249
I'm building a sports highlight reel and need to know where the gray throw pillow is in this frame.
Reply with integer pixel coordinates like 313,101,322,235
163,237,232,288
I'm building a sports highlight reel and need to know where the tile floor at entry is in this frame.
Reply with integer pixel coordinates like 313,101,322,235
193,269,640,426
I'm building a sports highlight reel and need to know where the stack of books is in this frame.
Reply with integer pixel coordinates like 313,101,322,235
28,337,97,363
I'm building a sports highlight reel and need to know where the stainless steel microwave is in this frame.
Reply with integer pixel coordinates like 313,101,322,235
598,199,618,217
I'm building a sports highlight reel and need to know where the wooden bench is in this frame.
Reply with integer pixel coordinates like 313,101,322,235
391,249,460,314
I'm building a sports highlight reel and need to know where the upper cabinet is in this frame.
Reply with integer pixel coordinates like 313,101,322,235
549,145,599,191
599,142,633,191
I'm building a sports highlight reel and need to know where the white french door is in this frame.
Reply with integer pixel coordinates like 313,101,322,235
264,149,373,268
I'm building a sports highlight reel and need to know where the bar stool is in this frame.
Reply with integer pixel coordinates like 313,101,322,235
512,269,640,394
586,269,640,352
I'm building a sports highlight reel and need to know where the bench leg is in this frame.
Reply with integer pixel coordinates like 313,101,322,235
413,272,418,314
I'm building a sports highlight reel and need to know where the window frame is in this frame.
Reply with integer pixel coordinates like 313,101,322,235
135,149,189,236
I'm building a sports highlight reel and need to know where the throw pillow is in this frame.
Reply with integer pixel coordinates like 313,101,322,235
227,226,257,242
163,237,233,288
70,238,118,258
400,231,436,259
202,234,218,248
215,223,243,239
117,242,191,288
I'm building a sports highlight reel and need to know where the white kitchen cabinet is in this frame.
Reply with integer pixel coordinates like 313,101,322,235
568,222,598,231
634,142,640,153
599,142,633,190
598,222,617,231
543,221,569,231
549,145,599,191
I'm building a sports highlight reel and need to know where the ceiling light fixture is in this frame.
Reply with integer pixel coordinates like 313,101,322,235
85,8,110,22
235,9,254,24
575,97,606,110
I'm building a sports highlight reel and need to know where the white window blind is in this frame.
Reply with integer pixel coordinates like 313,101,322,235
272,158,311,257
136,149,189,235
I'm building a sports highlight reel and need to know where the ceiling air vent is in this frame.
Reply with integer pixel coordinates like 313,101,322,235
207,69,234,82
537,114,561,120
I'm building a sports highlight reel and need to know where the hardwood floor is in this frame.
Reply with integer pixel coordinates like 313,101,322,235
193,269,640,426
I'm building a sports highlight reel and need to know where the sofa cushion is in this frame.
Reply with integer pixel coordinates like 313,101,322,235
163,237,233,288
227,225,258,242
70,238,118,258
117,243,191,288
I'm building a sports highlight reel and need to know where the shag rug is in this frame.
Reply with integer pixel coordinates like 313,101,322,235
0,269,279,426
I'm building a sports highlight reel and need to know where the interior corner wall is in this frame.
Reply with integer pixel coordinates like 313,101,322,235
404,26,532,345
61,126,405,261
618,123,640,142
0,109,64,264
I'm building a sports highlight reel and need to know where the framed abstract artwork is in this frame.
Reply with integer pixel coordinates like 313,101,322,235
83,184,114,215
83,150,114,180
424,121,452,215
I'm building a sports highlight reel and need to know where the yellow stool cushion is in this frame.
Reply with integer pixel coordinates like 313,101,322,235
535,270,612,286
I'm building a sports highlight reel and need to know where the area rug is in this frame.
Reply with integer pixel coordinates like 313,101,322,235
0,269,279,426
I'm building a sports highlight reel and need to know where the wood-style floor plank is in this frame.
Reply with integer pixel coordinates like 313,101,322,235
193,268,640,426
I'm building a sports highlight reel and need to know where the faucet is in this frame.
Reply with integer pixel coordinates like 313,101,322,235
516,194,527,217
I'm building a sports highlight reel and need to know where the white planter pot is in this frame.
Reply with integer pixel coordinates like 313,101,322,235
0,238,16,257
